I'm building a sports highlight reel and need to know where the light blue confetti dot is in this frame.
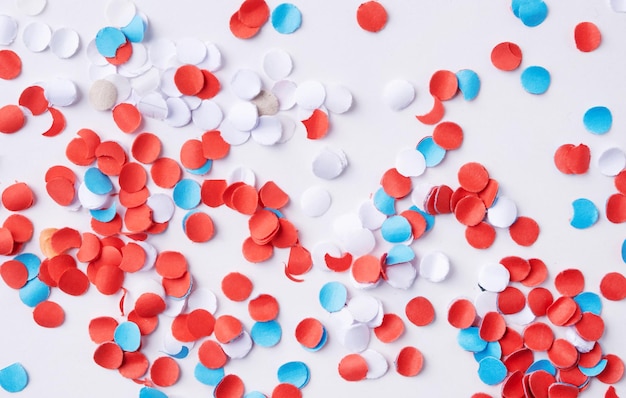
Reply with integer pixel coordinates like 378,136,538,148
90,202,117,223
579,358,608,377
319,281,347,312
251,320,282,347
409,206,435,231
244,392,267,398
373,187,395,215
518,0,548,27
95,27,127,58
583,106,612,135
381,215,412,243
386,244,415,265
114,321,141,352
527,359,557,375
570,198,599,229
271,3,302,34
277,361,310,388
169,346,189,359
622,239,626,263
417,136,446,167
473,341,502,363
173,179,201,210
304,327,327,352
186,159,212,176
13,253,40,281
194,363,224,386
84,167,113,195
521,66,550,94
456,69,481,101
121,14,146,43
458,327,488,353
573,292,602,315
139,386,168,398
477,357,507,385
19,277,50,307
0,363,28,393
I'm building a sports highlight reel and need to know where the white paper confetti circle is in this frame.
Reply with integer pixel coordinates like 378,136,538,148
383,79,415,111
227,101,259,132
598,147,626,176
16,0,47,16
295,80,326,110
395,148,426,177
358,200,386,230
419,251,450,282
324,84,353,114
340,323,370,353
191,100,224,130
474,291,498,318
263,48,293,81
201,41,222,72
106,0,136,26
477,263,510,292
22,21,51,52
146,193,175,223
0,15,18,45
312,147,348,180
300,186,332,217
148,38,176,69
362,349,388,379
49,27,80,59
487,196,518,228
176,37,207,65
137,92,168,120
165,97,192,128
43,78,78,107
385,262,417,289
272,80,297,111
250,115,282,146
347,295,380,323
231,69,262,100
219,120,251,146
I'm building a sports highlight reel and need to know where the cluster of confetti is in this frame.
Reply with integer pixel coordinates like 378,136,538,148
1,1,626,397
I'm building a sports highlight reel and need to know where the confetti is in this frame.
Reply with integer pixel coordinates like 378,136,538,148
598,147,626,176
22,22,51,52
0,16,17,45
395,346,424,377
271,3,302,34
520,66,550,94
575,22,601,52
570,198,599,229
584,106,612,135
0,363,28,393
491,42,522,71
49,27,80,59
356,1,388,33
405,296,435,326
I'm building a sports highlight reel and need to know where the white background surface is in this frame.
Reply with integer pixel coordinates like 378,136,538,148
1,1,626,397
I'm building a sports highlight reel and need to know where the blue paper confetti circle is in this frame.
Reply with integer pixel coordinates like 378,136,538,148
521,66,550,95
583,106,612,135
271,3,302,34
